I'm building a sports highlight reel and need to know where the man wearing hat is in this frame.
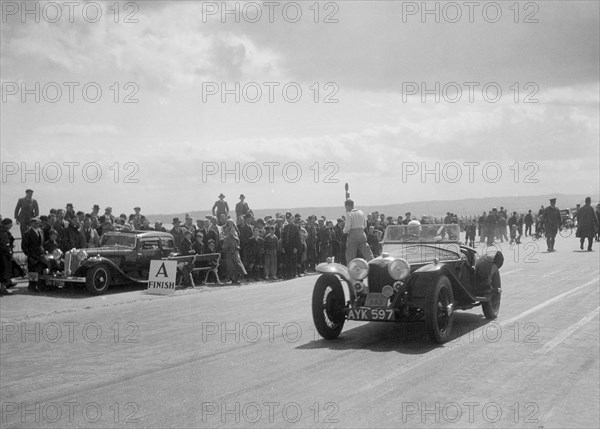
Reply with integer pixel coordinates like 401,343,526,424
170,218,185,251
542,198,562,252
65,203,76,221
104,207,116,224
235,194,251,219
212,194,229,219
22,217,45,291
14,189,39,237
131,207,146,230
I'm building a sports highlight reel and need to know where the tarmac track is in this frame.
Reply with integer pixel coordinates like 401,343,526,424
1,234,598,428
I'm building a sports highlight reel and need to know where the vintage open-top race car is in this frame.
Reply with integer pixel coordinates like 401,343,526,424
36,231,176,294
312,223,503,343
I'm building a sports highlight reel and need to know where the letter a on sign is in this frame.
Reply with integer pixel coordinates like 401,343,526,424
147,260,177,295
155,262,169,277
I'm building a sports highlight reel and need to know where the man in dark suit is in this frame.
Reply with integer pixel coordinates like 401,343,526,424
235,194,250,219
212,194,229,219
14,189,39,237
22,217,45,291
282,212,301,279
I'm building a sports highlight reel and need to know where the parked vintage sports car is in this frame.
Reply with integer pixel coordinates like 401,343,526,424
36,231,176,294
312,224,503,343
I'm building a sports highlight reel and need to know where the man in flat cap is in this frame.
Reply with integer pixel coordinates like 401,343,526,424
542,198,562,252
14,189,39,238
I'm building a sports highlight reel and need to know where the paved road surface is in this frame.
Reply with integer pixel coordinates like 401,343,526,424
1,234,598,428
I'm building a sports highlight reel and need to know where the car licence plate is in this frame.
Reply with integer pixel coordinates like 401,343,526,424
347,308,395,321
364,293,387,307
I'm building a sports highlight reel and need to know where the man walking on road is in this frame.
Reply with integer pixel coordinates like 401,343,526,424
343,199,373,264
576,197,599,251
543,198,562,252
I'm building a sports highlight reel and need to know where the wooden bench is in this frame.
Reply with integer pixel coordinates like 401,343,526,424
166,253,222,286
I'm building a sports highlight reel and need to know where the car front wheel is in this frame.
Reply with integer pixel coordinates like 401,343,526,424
86,265,111,295
425,275,455,343
312,274,346,340
482,265,501,319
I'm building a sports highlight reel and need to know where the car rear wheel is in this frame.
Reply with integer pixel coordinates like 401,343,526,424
425,275,455,343
312,274,346,340
482,266,501,319
86,265,111,295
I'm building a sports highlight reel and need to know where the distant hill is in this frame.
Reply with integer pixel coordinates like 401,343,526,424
147,193,595,226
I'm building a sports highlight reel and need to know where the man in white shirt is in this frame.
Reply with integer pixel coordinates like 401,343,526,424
343,199,373,264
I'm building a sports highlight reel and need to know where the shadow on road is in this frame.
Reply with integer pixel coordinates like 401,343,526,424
296,312,493,354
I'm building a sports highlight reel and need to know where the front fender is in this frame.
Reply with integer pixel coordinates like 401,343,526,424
77,257,127,279
316,262,351,283
316,262,357,302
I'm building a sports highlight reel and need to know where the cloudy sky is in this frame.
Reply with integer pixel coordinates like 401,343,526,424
1,0,598,216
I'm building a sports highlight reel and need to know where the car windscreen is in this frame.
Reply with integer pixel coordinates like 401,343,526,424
384,243,461,263
383,224,461,243
100,234,137,249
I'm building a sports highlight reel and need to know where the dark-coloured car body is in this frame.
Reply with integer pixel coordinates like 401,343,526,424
311,224,503,343
38,231,176,294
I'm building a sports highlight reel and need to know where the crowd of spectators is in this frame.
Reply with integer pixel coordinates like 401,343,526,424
2,190,599,293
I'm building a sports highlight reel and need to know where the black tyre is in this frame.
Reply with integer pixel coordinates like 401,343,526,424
312,274,346,340
425,275,455,343
482,265,501,319
86,265,111,295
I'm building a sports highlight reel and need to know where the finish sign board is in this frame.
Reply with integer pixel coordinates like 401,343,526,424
147,260,177,295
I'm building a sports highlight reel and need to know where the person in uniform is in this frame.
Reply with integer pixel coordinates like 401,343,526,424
281,212,301,279
576,197,599,251
343,199,373,264
542,198,562,252
14,189,39,238
524,210,534,237
1,218,22,295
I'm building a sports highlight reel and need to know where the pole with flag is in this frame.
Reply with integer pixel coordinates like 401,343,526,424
345,183,350,200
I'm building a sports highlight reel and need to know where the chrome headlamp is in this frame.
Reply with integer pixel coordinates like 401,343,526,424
388,258,411,280
76,249,88,261
50,249,63,260
348,258,369,280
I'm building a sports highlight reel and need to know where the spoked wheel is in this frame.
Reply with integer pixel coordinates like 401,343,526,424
482,266,501,319
312,274,346,339
86,265,111,295
425,275,455,343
